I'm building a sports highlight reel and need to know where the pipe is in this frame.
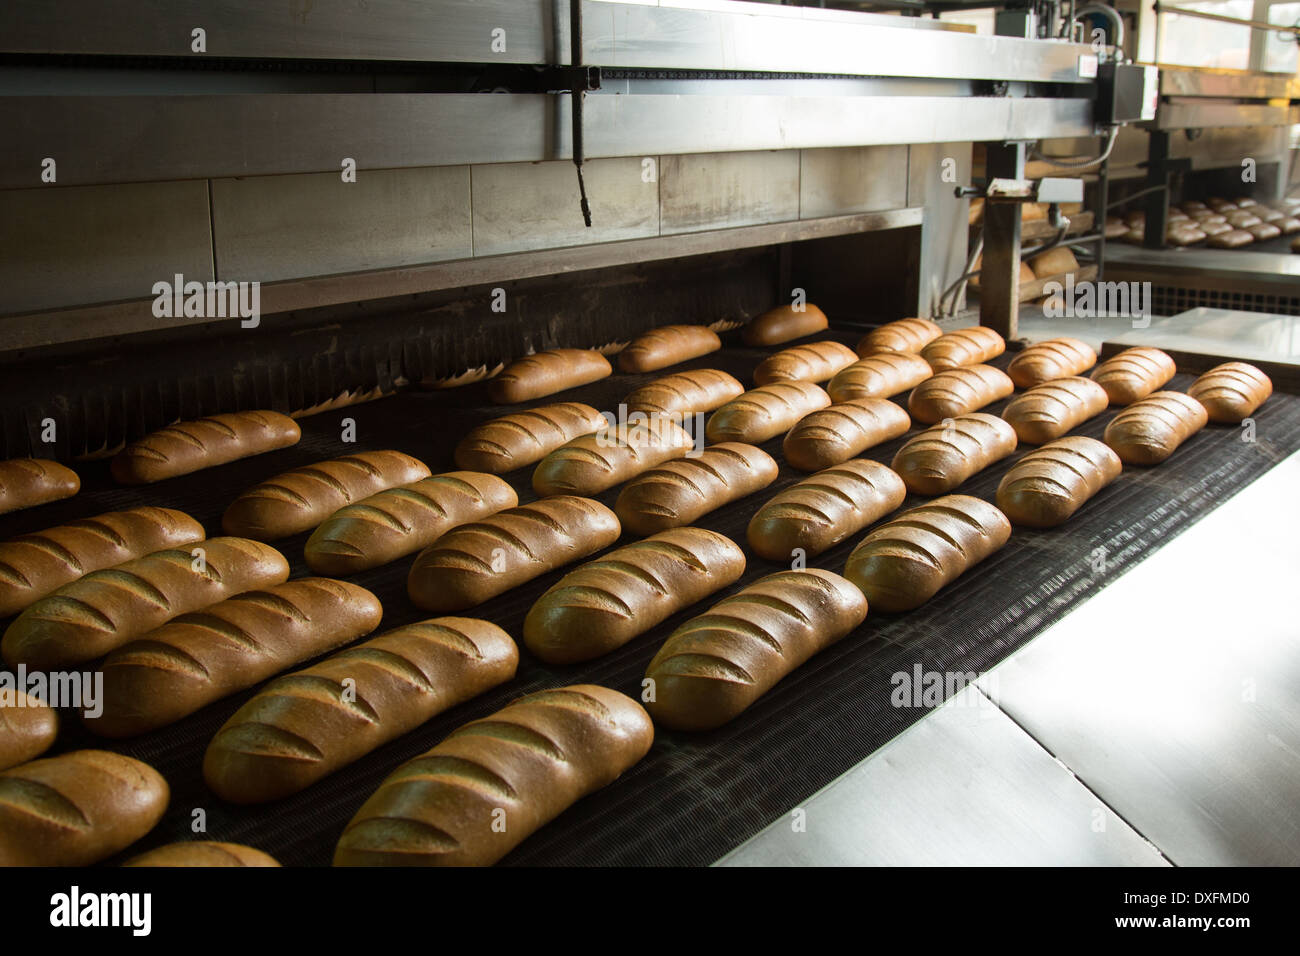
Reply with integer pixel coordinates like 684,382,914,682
1072,3,1125,54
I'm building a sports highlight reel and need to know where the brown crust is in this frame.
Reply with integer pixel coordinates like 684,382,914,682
1186,362,1272,423
1006,337,1097,389
1103,391,1208,465
741,304,829,346
783,399,911,472
0,459,80,516
827,351,933,403
907,364,1014,424
921,326,1006,371
614,443,777,536
488,349,613,404
705,382,831,444
854,318,943,357
1001,376,1108,445
996,436,1121,528
890,413,1018,496
0,690,58,772
618,325,721,373
454,403,608,473
622,369,745,417
531,420,695,497
1089,347,1176,406
111,411,301,485
124,841,281,867
752,341,858,386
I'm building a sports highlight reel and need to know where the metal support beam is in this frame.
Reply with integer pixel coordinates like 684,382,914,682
1143,129,1171,249
980,142,1026,340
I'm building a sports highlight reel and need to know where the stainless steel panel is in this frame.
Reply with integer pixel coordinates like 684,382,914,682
907,142,972,318
5,0,1097,83
1157,65,1300,100
211,166,472,284
0,93,1096,189
1157,102,1300,130
799,146,908,220
0,208,922,348
471,158,658,257
0,180,213,315
660,151,799,236
4,0,554,63
1103,307,1300,364
717,685,1168,867
1106,243,1300,288
979,451,1300,866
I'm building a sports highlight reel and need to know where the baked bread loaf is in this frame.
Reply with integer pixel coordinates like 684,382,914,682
826,352,932,403
124,842,280,867
0,690,58,771
524,528,746,664
614,443,777,536
0,506,205,617
1199,221,1233,237
644,569,867,731
890,413,1017,495
407,496,620,612
334,684,653,866
205,617,518,803
921,326,1006,371
1103,391,1208,465
222,450,431,540
111,411,301,485
619,325,721,372
489,349,612,404
1028,246,1079,279
854,317,943,357
1209,229,1253,249
305,472,518,576
1278,217,1300,235
1000,376,1108,444
88,578,383,738
844,494,1011,612
1005,337,1097,388
0,750,168,866
454,403,607,473
1187,362,1272,422
1090,347,1176,405
1225,211,1262,229
753,341,859,386
532,420,694,497
623,369,745,417
705,382,831,444
746,459,906,561
782,399,911,472
1246,222,1281,241
0,459,79,516
742,304,829,346
2,537,290,670
996,437,1121,528
907,364,1014,424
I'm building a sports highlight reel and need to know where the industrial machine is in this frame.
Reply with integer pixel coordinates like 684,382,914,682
0,0,1296,869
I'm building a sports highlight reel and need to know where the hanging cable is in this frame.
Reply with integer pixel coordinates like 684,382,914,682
1031,126,1119,170
570,0,592,227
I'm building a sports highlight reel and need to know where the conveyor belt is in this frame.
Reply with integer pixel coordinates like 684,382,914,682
4,330,1299,867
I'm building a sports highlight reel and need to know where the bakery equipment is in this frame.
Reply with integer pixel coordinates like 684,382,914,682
0,0,1297,868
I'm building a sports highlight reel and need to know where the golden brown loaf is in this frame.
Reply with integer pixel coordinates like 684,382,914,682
1103,391,1208,465
1000,376,1109,445
618,325,721,373
0,750,168,866
614,443,777,536
742,304,829,346
826,352,933,403
1247,222,1281,241
854,317,943,357
921,326,1006,371
890,413,1017,496
407,496,620,612
0,506,206,617
334,684,653,866
783,399,911,472
746,459,906,561
453,403,608,473
205,617,518,803
753,340,859,386
0,459,79,516
524,528,746,664
0,690,58,771
1005,337,1097,388
2,537,290,671
531,420,694,497
304,472,518,576
124,842,280,867
1209,229,1254,249
1225,210,1261,228
1187,362,1272,423
222,450,431,540
1028,246,1079,279
622,369,745,418
88,578,383,738
1090,347,1176,405
996,437,1121,528
644,569,868,731
907,364,1014,424
489,349,612,404
110,411,301,485
844,494,1011,612
705,381,831,444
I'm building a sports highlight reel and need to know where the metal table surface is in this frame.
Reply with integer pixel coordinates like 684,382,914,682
720,450,1300,866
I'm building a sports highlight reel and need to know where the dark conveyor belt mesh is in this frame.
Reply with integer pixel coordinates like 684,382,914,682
2,330,1297,867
